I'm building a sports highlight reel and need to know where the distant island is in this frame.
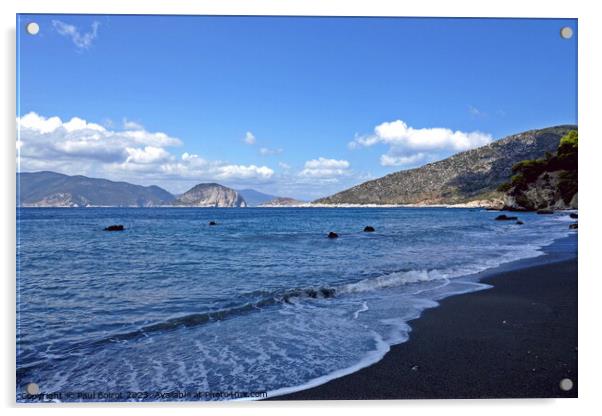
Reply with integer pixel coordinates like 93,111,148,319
17,125,577,211
173,183,247,207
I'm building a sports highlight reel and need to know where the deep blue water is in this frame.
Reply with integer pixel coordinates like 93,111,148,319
16,207,576,401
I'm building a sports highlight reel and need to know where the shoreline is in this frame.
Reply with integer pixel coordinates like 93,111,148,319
17,205,578,211
269,234,578,400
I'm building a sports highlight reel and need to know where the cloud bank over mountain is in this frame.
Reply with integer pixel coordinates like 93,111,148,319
17,112,276,191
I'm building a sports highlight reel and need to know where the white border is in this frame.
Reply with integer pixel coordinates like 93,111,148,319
2,1,601,415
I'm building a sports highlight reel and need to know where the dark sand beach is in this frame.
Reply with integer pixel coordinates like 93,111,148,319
273,238,578,400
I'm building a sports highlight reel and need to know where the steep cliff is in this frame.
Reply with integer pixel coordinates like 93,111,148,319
175,183,247,207
501,130,578,211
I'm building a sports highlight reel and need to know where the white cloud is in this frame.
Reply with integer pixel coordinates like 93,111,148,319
125,146,172,164
17,112,181,164
259,147,283,156
18,112,63,134
17,112,275,188
123,118,144,130
300,157,351,178
244,131,256,145
349,119,493,168
155,153,274,181
120,130,181,147
62,117,105,132
215,164,274,180
52,20,100,50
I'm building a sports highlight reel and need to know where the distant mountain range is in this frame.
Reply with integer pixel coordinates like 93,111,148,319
17,171,175,207
17,172,285,208
315,125,576,206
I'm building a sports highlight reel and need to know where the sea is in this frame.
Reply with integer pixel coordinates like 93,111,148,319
16,207,577,401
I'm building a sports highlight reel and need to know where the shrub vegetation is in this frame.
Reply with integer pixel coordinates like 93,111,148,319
497,129,577,202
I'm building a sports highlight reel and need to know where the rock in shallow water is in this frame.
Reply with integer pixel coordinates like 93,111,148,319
208,221,217,226
363,226,375,232
569,223,578,230
327,232,339,239
104,225,124,231
495,215,518,221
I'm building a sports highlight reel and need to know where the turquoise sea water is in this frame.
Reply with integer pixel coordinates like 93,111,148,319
16,207,576,401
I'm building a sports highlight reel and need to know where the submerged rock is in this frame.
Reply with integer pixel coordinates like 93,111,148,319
569,223,578,230
327,232,339,239
569,213,578,219
516,220,524,225
208,221,217,226
363,226,375,232
305,288,336,299
104,225,124,231
320,288,336,298
282,287,337,303
495,214,518,221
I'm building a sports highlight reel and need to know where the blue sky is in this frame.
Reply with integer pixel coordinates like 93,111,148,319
17,15,577,199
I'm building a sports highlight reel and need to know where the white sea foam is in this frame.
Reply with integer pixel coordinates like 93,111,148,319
353,301,369,319
340,269,449,294
264,330,391,400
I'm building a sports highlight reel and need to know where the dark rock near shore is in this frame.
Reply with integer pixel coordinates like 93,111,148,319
516,220,524,225
305,288,336,299
104,225,124,231
208,221,217,226
569,213,578,219
537,209,554,214
363,226,375,232
328,232,339,239
320,288,336,298
495,215,518,221
282,287,337,303
569,223,578,230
